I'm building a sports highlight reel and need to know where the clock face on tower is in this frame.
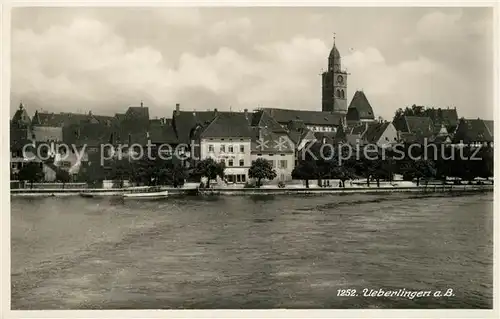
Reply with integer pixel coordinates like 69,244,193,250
337,75,344,84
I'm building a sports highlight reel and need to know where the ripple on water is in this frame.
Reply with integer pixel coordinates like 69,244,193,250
10,193,493,309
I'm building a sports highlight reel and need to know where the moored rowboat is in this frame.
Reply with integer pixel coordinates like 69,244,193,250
122,190,169,200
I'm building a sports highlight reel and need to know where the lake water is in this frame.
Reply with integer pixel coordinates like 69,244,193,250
11,193,493,309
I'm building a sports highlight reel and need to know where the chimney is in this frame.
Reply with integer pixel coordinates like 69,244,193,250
19,101,24,110
244,108,249,120
140,100,144,107
89,110,92,116
175,103,180,116
214,108,218,116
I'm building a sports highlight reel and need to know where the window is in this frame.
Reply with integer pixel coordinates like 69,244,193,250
340,90,345,99
241,175,246,182
239,159,244,166
240,145,244,153
208,145,214,152
257,153,262,156
220,159,225,165
227,175,234,183
228,159,233,167
220,145,225,153
236,175,241,183
280,154,285,156
269,153,274,156
228,145,234,153
279,160,287,169
280,173,285,181
11,162,17,169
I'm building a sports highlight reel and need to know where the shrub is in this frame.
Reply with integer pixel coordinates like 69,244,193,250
278,181,286,188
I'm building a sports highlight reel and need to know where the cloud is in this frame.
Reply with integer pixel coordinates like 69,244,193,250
207,17,252,40
11,8,494,122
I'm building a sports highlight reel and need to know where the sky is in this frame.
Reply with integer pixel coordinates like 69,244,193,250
10,7,494,121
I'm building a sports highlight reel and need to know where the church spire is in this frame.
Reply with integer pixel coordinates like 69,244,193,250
328,33,341,72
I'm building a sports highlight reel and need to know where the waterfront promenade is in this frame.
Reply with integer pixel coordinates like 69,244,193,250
10,183,493,197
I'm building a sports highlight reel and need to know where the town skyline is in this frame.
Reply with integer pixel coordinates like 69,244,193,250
11,7,494,121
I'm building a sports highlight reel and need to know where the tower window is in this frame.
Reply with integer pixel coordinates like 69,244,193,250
340,90,345,99
336,90,341,98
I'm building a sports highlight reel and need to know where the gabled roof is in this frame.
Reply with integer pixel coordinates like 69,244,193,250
250,127,294,153
172,110,218,144
363,122,391,144
260,108,342,126
424,108,459,129
201,112,253,138
250,110,286,132
404,116,434,138
453,119,494,143
125,106,149,120
347,91,375,121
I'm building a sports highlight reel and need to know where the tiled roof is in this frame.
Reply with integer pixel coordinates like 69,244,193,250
314,131,337,144
172,110,218,144
31,111,113,127
343,123,367,135
250,127,294,153
424,108,459,129
32,111,87,127
12,104,31,127
347,91,375,121
201,112,253,138
363,122,391,144
453,119,494,143
115,113,126,121
398,132,420,144
63,122,113,146
125,106,149,120
250,110,286,132
431,135,452,144
260,108,342,126
404,116,434,138
121,106,150,134
149,124,178,144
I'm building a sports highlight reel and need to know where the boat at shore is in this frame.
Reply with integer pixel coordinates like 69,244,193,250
122,190,169,200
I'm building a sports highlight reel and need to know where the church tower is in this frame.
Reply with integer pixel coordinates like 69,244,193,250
322,35,348,115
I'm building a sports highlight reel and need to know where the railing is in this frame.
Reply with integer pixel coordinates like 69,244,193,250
12,182,88,189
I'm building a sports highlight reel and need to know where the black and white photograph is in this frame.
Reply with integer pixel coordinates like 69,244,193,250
5,2,498,316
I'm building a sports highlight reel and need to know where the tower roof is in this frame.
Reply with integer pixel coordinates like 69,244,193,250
347,91,375,120
329,43,341,60
328,34,342,72
12,102,31,127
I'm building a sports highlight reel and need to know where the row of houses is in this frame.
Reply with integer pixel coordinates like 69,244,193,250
10,91,494,184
